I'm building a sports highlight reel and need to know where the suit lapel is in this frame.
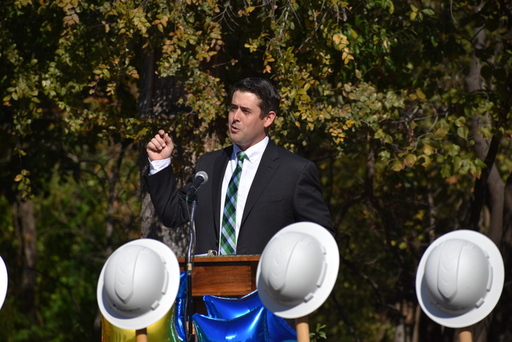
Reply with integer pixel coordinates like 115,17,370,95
241,141,279,224
212,146,233,234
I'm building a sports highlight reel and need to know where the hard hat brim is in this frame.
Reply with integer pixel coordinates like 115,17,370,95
97,239,180,330
0,256,7,310
256,222,339,319
415,229,504,328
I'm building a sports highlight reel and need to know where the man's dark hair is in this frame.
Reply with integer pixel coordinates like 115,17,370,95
232,77,280,118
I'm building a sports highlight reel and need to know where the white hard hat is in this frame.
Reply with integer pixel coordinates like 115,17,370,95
256,222,339,319
0,256,7,310
416,230,504,328
97,239,180,330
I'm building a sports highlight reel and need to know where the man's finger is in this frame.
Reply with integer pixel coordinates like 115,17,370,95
163,133,173,146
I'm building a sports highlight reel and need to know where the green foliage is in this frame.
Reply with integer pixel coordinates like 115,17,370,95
310,323,327,341
0,147,140,341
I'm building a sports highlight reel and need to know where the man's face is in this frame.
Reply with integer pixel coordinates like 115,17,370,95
228,90,275,150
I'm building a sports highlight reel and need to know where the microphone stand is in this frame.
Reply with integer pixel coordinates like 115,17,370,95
185,196,197,342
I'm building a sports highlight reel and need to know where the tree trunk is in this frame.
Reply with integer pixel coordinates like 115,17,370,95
138,48,188,256
14,196,37,323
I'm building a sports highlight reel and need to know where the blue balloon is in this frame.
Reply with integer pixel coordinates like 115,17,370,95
193,305,268,342
168,272,187,342
264,309,297,342
177,281,297,341
204,290,263,319
202,290,297,342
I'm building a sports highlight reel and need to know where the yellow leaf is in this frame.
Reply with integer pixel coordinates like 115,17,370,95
422,144,434,155
433,127,447,140
415,88,426,101
404,154,417,167
391,160,404,172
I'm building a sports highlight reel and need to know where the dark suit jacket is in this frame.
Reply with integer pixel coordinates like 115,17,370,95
144,140,334,255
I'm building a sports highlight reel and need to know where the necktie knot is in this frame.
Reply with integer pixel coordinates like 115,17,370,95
237,151,247,162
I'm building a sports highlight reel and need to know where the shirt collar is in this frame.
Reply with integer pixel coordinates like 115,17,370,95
233,136,269,162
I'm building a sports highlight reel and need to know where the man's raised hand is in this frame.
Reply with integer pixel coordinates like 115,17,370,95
146,130,174,161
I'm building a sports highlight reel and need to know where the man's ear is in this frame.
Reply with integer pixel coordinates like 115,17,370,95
263,111,276,128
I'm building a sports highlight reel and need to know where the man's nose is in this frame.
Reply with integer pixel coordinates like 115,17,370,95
232,109,241,120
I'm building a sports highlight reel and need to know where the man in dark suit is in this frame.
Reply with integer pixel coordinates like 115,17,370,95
144,77,333,255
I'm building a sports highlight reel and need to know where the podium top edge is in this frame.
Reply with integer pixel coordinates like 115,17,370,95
177,255,261,263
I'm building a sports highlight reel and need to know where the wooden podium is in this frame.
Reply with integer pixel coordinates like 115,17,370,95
178,255,260,298
177,255,260,341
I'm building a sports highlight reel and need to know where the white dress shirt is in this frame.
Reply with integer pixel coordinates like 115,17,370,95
220,136,268,246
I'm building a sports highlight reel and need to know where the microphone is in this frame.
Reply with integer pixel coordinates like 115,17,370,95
187,171,208,197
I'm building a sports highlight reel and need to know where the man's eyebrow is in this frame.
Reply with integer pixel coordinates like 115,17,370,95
230,103,252,112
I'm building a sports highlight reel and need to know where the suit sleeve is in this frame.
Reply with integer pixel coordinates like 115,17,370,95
143,165,191,228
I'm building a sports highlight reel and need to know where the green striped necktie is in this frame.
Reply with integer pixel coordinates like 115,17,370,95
219,151,246,255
